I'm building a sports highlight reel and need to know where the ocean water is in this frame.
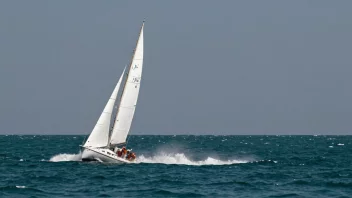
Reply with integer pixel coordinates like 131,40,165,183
0,135,351,198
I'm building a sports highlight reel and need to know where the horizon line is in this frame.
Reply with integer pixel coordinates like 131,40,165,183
0,134,351,136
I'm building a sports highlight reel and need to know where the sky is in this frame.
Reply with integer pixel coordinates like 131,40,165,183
0,1,352,135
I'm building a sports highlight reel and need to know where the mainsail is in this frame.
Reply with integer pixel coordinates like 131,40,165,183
84,68,126,147
109,22,144,146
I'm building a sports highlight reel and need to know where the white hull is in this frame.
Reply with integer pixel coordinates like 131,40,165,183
81,146,131,163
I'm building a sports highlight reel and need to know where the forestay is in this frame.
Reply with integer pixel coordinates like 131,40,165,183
109,23,144,146
84,68,126,147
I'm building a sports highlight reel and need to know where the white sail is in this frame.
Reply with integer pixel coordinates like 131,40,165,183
109,23,144,145
84,68,126,147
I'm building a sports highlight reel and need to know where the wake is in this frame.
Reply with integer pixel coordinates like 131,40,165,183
49,152,82,162
135,153,249,165
49,152,249,165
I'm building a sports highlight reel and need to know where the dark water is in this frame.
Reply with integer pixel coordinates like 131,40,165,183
0,135,351,197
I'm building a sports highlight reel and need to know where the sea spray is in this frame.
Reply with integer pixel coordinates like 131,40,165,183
48,151,249,165
49,152,82,162
135,152,250,165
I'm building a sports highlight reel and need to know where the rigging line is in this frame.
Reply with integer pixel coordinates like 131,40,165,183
108,115,116,139
107,66,127,145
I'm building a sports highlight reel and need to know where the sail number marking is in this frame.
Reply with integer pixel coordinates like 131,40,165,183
132,77,141,83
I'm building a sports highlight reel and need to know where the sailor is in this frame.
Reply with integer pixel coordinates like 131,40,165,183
125,151,135,161
121,147,127,158
130,152,136,161
126,150,130,159
126,151,132,161
117,148,122,157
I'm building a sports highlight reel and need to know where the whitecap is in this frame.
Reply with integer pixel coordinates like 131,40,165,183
135,152,249,166
16,186,26,188
49,152,82,162
337,143,344,146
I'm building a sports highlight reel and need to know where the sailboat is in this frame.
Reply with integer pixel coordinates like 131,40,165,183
81,22,144,163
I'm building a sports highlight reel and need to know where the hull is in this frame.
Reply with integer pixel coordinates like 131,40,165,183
81,146,131,163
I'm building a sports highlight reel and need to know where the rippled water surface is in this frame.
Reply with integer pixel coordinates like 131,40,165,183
0,135,351,197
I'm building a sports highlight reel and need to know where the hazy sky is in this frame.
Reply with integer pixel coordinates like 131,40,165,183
0,1,352,135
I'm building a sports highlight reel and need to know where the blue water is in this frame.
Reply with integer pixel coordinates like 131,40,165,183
0,135,351,197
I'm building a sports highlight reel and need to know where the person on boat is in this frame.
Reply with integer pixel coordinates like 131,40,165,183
130,152,136,161
126,152,131,160
117,148,122,157
121,147,127,158
127,152,136,161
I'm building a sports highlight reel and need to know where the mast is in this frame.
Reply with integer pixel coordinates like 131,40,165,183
109,22,144,146
113,21,144,117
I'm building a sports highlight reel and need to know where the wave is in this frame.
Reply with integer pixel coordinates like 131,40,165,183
48,152,250,165
49,152,82,162
135,153,250,165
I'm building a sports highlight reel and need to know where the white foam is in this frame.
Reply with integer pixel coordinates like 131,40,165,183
337,143,344,146
49,152,82,162
16,186,26,188
135,152,249,166
48,151,251,165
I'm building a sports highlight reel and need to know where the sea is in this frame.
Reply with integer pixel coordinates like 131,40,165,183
0,135,351,198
